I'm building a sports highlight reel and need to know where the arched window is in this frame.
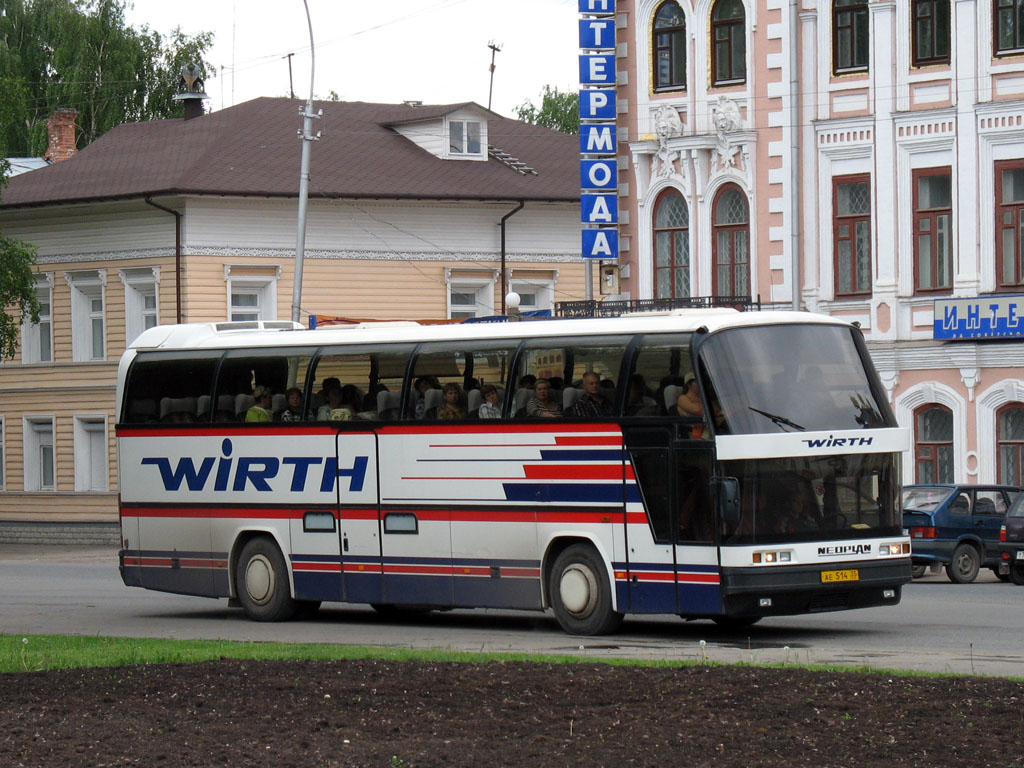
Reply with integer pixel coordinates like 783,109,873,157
712,185,750,296
915,404,953,483
998,404,1024,485
653,2,687,90
833,0,869,73
653,189,690,298
711,0,746,86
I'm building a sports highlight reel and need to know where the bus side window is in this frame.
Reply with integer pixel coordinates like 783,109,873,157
121,351,220,424
214,350,313,422
516,336,628,418
310,345,413,421
410,341,516,420
628,333,695,418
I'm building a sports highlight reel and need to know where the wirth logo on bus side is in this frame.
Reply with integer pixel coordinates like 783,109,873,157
140,439,368,493
818,544,872,557
801,435,874,449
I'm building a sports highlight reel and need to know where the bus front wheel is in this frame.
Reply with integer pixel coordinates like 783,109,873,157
236,537,298,621
549,544,622,636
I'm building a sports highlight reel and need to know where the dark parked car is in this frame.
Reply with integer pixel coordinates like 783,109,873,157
902,484,1024,583
999,492,1024,585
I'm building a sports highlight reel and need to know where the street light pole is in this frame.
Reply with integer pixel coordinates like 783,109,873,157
292,0,320,325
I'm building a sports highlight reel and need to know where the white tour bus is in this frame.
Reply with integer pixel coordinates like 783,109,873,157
116,310,911,635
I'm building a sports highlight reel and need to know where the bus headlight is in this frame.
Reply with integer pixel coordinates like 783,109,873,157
753,550,792,564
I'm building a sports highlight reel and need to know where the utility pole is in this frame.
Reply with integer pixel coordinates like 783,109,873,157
284,53,295,99
292,1,320,324
487,41,502,111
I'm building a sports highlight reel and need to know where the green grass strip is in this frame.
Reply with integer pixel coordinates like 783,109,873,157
3,634,1020,682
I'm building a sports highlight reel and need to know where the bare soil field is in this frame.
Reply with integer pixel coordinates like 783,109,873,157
1,659,1022,767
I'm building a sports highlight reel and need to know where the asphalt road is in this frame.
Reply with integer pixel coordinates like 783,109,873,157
2,545,1022,678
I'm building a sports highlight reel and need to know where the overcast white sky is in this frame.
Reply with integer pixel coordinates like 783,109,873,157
124,0,579,117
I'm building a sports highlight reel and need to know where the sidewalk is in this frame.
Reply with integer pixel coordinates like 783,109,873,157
0,544,119,563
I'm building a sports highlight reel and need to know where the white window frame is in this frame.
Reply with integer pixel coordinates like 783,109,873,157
510,277,556,315
73,414,108,492
224,266,279,322
446,275,496,319
66,270,107,362
119,267,161,345
0,415,5,491
23,416,55,492
446,118,486,160
22,274,54,364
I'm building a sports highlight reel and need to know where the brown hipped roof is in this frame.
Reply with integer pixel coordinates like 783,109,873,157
0,98,579,208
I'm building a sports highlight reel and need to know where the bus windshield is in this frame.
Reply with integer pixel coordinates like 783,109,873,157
698,324,890,434
721,452,902,545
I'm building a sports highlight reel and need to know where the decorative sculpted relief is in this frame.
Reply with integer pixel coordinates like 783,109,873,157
710,96,745,174
652,104,684,179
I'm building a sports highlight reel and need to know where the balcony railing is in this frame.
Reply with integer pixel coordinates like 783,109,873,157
555,295,761,318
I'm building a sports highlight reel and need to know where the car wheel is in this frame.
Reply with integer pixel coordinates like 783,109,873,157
549,544,622,636
1010,563,1024,586
945,544,980,584
911,565,926,579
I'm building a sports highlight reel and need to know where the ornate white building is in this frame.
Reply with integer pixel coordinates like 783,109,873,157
613,0,1024,486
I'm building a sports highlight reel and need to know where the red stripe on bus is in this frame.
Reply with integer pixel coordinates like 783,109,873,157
677,573,721,584
499,568,541,578
453,567,492,577
292,562,342,573
553,435,623,446
116,426,344,437
379,424,620,435
384,565,454,576
342,563,383,574
523,464,633,480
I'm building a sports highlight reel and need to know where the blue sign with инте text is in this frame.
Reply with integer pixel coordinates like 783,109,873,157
933,295,1024,340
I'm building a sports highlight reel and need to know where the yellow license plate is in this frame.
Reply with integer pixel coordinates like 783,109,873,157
821,569,859,583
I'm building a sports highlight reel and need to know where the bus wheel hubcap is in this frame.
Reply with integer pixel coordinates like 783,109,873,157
560,564,597,617
245,555,274,605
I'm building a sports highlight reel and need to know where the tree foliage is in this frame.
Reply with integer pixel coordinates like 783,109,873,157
0,0,214,156
514,86,579,135
0,163,41,361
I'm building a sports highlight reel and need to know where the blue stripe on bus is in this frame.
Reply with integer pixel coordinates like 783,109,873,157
502,482,639,504
538,449,625,462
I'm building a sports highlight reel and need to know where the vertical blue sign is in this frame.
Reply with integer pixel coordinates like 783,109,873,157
580,0,618,262
579,0,616,13
579,19,615,50
580,124,616,154
582,229,619,259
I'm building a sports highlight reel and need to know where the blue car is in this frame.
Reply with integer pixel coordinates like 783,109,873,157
902,484,1024,583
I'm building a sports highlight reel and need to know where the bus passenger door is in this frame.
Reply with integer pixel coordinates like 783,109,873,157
376,428,454,607
671,446,721,616
337,431,383,605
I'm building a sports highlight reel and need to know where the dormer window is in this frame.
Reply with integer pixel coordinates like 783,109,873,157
449,120,482,156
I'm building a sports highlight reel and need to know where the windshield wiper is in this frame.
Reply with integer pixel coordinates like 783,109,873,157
749,406,805,432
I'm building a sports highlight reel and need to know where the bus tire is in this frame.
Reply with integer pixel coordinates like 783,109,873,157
236,537,298,621
549,544,622,636
945,543,980,584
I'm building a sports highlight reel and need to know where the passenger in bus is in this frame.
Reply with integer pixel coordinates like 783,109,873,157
436,382,467,420
675,375,709,438
571,371,614,417
277,387,304,422
517,374,537,390
317,385,354,420
625,373,658,416
245,385,273,422
526,379,562,418
478,384,502,419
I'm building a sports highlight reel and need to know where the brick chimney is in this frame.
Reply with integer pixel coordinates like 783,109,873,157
44,108,78,163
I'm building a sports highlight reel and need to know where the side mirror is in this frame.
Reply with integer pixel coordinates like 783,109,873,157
714,476,741,525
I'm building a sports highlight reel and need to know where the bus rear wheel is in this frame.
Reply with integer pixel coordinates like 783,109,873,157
549,544,622,636
236,537,298,621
